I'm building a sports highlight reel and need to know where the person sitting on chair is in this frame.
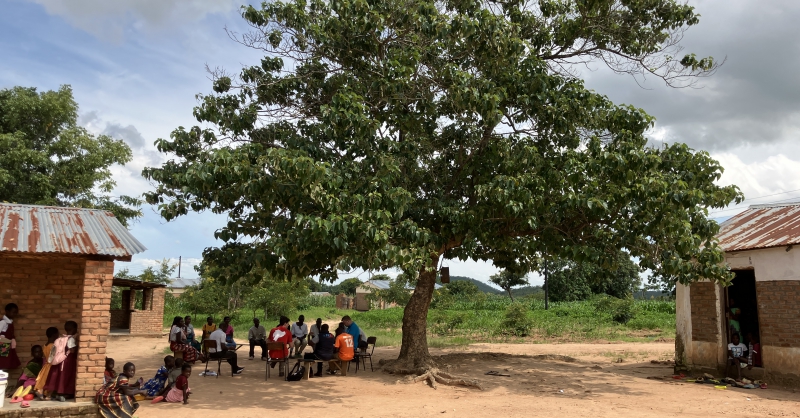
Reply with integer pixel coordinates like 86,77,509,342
312,324,336,377
331,324,354,375
268,316,292,377
248,318,268,361
291,315,308,358
208,326,244,375
221,317,236,349
309,318,323,350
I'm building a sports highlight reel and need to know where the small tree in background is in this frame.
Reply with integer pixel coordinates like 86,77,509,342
245,278,309,320
338,278,364,297
489,270,529,301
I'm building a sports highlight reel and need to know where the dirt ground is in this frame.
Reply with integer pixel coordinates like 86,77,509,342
106,337,800,418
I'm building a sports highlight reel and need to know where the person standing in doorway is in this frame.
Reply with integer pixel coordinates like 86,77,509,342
726,298,741,342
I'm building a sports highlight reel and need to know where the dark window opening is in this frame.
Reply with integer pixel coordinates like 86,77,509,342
725,270,762,366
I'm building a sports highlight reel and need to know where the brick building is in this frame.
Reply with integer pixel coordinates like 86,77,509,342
676,202,800,385
0,203,146,401
110,278,166,337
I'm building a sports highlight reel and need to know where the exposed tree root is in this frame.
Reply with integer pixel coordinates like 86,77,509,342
381,359,483,391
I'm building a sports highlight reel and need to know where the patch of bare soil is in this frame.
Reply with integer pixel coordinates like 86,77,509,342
107,337,800,418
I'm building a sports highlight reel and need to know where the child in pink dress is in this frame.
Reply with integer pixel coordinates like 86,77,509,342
164,363,192,404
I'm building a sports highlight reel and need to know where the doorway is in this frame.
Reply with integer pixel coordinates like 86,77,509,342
725,270,761,347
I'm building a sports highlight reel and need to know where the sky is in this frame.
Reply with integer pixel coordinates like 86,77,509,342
2,0,799,286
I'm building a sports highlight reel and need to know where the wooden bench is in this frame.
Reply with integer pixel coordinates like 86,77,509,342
300,359,325,380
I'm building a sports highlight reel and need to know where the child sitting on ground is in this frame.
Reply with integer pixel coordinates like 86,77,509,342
168,358,184,388
34,327,60,400
142,355,174,397
10,345,44,404
45,320,78,401
104,358,117,386
164,363,192,404
151,357,185,404
96,362,148,417
727,332,748,380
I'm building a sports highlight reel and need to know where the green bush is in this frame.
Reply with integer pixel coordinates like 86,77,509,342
593,295,635,324
501,302,533,336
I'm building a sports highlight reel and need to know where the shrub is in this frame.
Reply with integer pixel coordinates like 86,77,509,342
593,295,635,324
501,302,533,336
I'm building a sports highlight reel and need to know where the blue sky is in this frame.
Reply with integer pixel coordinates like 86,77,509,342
3,0,800,285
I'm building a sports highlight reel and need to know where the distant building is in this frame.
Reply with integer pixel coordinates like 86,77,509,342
310,291,331,296
354,279,442,311
168,277,201,296
676,202,800,384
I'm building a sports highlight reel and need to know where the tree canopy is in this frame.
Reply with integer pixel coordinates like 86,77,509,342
489,269,529,301
544,251,641,302
144,0,741,374
0,85,142,226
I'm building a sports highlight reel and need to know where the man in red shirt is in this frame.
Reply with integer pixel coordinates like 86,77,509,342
268,316,292,376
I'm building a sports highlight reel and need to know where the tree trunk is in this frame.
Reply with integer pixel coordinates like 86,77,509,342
506,288,515,302
386,262,439,373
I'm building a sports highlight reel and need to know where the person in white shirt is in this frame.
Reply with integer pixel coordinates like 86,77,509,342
208,327,244,375
308,318,323,349
290,315,309,358
248,318,268,360
727,332,748,380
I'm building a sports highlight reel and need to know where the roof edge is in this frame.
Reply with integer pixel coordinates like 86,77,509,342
749,201,800,209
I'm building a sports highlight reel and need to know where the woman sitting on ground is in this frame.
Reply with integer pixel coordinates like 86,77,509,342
169,316,205,364
96,362,147,418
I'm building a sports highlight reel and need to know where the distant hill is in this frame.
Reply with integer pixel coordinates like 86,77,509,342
449,276,502,294
511,285,543,297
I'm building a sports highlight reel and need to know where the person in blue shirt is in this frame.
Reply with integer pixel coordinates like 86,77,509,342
341,316,363,350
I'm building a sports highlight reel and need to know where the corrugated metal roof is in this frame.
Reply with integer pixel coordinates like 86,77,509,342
169,278,201,288
717,202,800,252
0,203,146,259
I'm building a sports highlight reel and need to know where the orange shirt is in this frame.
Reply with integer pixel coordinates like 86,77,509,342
335,333,355,361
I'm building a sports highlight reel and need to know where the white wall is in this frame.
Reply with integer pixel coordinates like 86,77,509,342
725,246,800,281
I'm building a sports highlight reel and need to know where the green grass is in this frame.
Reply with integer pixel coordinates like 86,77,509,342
165,298,675,348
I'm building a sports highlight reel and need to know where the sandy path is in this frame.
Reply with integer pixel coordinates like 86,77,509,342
106,336,800,418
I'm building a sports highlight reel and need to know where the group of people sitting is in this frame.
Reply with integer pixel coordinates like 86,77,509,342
2,303,368,417
162,313,366,378
249,315,364,377
96,355,193,417
3,303,80,407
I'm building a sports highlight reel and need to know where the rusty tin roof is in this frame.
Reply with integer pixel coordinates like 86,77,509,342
716,202,800,252
0,203,146,260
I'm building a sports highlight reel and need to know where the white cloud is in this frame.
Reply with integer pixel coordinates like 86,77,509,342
28,0,239,41
709,152,800,218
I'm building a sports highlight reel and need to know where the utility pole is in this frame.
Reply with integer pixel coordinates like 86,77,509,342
177,256,181,278
544,260,549,310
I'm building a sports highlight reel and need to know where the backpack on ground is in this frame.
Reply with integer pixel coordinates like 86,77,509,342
287,362,304,381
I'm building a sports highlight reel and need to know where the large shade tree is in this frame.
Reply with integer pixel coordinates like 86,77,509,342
144,0,741,383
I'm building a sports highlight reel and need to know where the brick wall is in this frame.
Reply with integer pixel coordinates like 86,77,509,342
0,254,86,381
756,280,800,348
74,259,114,400
109,309,127,328
0,253,113,402
690,282,719,343
129,287,165,336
